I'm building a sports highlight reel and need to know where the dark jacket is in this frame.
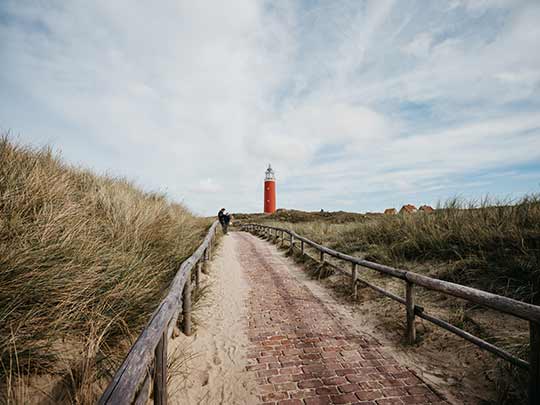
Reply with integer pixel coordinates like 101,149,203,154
218,210,225,224
218,210,230,225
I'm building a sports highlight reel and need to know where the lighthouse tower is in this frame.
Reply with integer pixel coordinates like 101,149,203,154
264,164,276,214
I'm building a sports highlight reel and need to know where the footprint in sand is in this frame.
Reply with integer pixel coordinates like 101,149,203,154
200,370,209,386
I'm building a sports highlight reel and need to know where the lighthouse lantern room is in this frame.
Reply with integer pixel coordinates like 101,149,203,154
264,164,276,214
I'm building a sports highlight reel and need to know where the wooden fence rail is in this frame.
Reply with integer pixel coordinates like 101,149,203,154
98,221,219,405
243,223,540,405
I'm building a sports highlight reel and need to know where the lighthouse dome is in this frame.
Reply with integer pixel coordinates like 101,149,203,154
265,164,275,180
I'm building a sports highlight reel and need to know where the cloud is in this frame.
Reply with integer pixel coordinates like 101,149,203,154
401,33,434,58
191,178,224,194
1,0,539,215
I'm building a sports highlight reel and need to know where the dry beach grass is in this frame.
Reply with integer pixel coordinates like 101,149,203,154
0,137,211,403
244,198,540,404
254,198,540,301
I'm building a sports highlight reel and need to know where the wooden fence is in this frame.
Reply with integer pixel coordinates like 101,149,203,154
98,221,219,405
243,223,540,405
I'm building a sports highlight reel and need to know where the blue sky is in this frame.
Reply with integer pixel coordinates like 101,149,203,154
1,0,539,215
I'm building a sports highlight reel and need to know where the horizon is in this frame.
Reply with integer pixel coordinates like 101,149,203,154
232,194,537,216
1,1,540,216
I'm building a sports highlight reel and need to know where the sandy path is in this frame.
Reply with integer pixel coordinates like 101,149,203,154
168,232,450,404
168,234,258,404
235,232,449,405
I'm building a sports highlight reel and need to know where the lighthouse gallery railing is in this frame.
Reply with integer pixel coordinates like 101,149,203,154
243,223,540,405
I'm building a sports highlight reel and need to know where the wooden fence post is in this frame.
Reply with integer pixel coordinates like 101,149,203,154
352,263,358,299
153,331,167,405
289,235,294,252
530,321,540,405
317,251,325,280
196,260,202,289
182,274,192,336
301,240,304,255
530,292,540,405
406,281,416,344
203,248,209,274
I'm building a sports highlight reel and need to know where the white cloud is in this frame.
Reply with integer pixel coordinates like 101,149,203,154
1,0,539,215
453,0,522,11
401,33,433,58
191,178,224,194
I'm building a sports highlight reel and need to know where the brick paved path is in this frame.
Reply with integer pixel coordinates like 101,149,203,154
234,232,447,405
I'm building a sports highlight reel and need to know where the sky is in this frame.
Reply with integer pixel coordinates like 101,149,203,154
1,0,540,215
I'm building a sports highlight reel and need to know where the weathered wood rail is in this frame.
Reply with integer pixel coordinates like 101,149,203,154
243,223,540,404
98,221,219,405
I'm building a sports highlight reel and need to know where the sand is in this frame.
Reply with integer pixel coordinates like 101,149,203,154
271,244,487,404
278,256,460,404
168,231,476,404
168,234,257,405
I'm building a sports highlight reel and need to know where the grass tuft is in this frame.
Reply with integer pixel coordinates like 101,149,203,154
0,137,210,403
254,196,540,302
245,195,540,404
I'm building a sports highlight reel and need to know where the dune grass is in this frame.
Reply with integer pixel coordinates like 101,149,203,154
0,137,211,403
255,197,540,301
246,198,540,404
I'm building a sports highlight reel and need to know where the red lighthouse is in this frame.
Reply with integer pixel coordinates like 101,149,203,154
264,164,276,214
